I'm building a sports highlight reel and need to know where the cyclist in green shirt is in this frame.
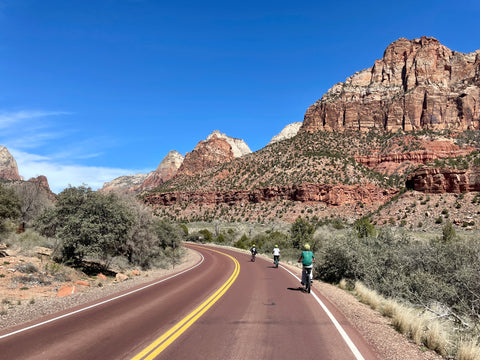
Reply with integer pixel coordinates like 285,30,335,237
298,243,315,286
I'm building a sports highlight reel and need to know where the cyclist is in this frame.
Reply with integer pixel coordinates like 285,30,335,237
298,243,315,287
250,244,258,262
272,244,280,267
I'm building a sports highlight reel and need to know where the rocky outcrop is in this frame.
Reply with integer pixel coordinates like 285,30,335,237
100,151,184,194
0,146,21,181
177,131,251,176
207,130,251,157
302,37,480,133
406,167,480,193
355,139,476,174
268,122,302,145
28,175,51,190
144,183,398,207
138,150,184,192
100,173,150,194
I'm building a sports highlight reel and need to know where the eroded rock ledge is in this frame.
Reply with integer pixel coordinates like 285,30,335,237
407,167,480,193
143,183,398,207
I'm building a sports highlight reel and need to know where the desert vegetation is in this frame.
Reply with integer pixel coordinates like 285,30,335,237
187,216,480,359
0,183,186,273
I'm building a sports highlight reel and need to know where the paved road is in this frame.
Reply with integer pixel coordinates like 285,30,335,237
0,244,379,359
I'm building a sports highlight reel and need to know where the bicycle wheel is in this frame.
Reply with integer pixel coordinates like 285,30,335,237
305,269,311,293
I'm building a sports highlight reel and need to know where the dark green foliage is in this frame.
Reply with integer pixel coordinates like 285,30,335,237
441,221,456,243
234,234,249,250
353,217,376,238
198,229,213,242
34,186,187,270
51,186,135,265
290,217,315,249
216,233,226,243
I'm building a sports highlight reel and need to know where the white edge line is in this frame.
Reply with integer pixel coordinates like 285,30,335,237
0,253,205,340
280,264,366,360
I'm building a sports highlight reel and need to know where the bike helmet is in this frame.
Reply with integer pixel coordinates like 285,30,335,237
304,243,310,250
275,245,278,248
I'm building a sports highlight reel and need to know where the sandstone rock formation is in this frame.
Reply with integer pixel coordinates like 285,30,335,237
355,138,476,174
177,131,251,176
302,37,480,133
100,151,184,194
100,173,150,194
268,122,302,145
0,146,21,181
144,183,398,207
406,167,480,193
138,150,184,192
28,175,51,190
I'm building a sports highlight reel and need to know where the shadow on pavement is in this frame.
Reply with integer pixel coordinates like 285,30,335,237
287,287,306,292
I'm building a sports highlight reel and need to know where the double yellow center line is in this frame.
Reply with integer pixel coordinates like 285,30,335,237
131,247,240,360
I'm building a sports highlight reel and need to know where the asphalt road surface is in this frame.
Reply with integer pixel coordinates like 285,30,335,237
0,244,379,359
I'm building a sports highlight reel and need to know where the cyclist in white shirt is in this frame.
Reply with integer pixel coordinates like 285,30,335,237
272,244,280,267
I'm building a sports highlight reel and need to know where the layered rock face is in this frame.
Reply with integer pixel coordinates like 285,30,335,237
407,167,480,193
138,150,184,191
355,139,476,174
177,131,251,176
0,146,21,181
302,37,480,133
268,122,302,145
144,183,398,207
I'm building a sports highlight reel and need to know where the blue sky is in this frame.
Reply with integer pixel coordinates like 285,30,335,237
0,0,479,193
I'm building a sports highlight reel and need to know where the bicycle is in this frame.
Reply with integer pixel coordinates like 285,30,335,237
303,267,313,293
273,255,279,268
251,252,256,262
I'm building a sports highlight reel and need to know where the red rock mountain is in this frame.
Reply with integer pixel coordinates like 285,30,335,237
143,37,480,226
177,130,252,177
302,36,480,133
138,150,184,192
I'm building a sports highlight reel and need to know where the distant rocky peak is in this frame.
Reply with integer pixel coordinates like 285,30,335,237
206,130,252,158
156,150,184,171
268,122,302,145
0,146,22,181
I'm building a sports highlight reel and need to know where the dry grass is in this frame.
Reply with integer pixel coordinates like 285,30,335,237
353,281,452,357
354,281,381,311
457,341,480,360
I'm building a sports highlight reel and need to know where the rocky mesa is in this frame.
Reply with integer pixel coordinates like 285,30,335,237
302,36,480,133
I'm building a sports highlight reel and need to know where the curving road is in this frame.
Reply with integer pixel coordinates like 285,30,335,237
0,244,379,359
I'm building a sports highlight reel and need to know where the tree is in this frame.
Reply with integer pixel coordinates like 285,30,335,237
0,182,21,233
36,186,135,267
441,220,456,243
10,181,53,230
353,217,376,238
290,217,315,249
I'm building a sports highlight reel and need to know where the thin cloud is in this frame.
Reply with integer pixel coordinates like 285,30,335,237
0,110,70,129
12,148,147,194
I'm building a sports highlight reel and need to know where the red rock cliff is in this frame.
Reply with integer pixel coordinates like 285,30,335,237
144,183,398,207
302,37,480,133
406,167,480,193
